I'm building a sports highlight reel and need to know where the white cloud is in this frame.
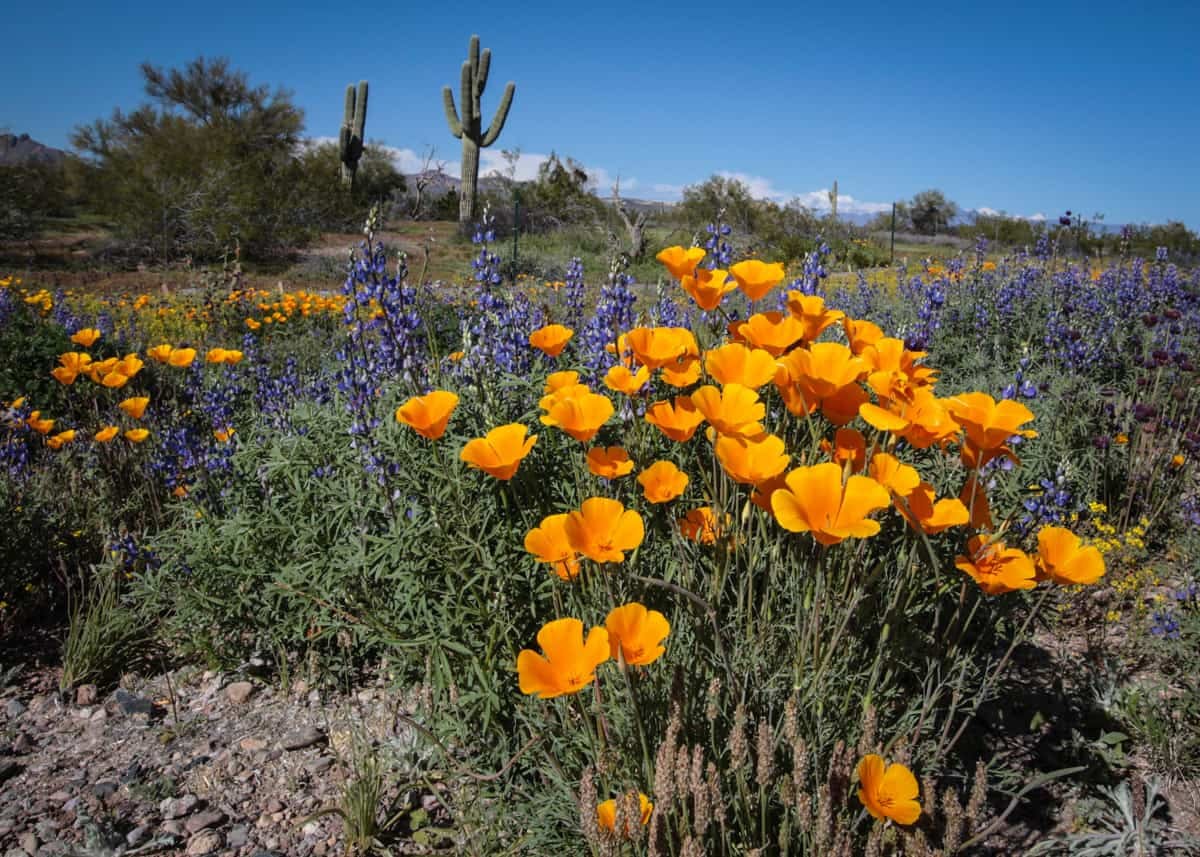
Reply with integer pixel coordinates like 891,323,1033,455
717,171,792,202
976,206,1001,217
1027,212,1047,222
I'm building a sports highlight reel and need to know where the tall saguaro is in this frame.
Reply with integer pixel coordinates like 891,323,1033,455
339,81,368,190
442,35,515,223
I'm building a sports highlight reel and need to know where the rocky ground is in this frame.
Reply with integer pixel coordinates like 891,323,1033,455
0,665,444,856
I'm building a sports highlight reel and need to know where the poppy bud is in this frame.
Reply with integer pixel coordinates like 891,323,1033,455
1142,313,1158,328
1165,308,1181,320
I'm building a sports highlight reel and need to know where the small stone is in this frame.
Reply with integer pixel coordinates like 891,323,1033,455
5,699,26,719
239,737,268,753
280,727,325,751
313,844,327,857
305,756,334,774
226,682,255,705
185,809,225,833
89,707,108,724
11,734,33,755
227,825,249,849
265,798,284,813
115,689,154,717
162,793,199,819
92,781,118,799
18,832,37,856
161,821,185,838
301,821,321,837
75,685,98,707
126,824,151,847
186,829,223,855
47,790,69,803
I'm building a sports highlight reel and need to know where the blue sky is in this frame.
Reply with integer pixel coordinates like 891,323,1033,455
5,0,1199,226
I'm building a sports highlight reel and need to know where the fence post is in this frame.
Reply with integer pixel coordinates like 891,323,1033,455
890,202,897,265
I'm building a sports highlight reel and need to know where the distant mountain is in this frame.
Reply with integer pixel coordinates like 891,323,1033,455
0,133,67,167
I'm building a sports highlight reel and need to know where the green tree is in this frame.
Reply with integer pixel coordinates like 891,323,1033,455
293,141,405,233
908,189,957,236
72,57,311,261
679,175,760,236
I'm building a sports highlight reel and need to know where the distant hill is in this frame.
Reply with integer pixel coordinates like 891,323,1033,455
0,133,67,167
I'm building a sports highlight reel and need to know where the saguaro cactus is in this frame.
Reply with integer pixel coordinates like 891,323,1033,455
828,179,838,220
442,35,515,223
339,81,368,190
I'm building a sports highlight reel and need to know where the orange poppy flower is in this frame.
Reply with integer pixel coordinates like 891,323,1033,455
860,390,960,450
206,348,229,364
605,603,669,666
661,354,702,387
637,460,689,503
27,411,55,434
862,338,938,396
681,268,736,310
597,793,654,835
545,392,614,442
85,357,118,383
396,391,459,440
94,425,119,443
770,463,890,545
124,428,150,444
53,351,92,385
729,259,786,302
626,326,699,370
524,514,581,581
897,483,969,535
118,396,150,420
678,506,725,544
868,453,921,497
100,371,130,389
545,370,581,393
113,354,144,378
47,429,76,450
776,344,869,425
213,427,235,443
733,312,806,356
945,392,1037,452
587,446,635,479
704,343,778,389
857,755,921,826
167,347,197,368
529,324,574,358
1035,526,1105,585
51,367,78,386
843,317,885,354
955,535,1037,595
830,427,866,472
460,423,537,480
645,397,704,443
70,328,101,348
146,343,173,363
516,617,610,699
604,365,651,396
786,292,844,342
715,433,790,485
749,472,789,513
959,475,994,530
245,318,262,331
690,384,765,437
564,497,644,563
656,245,706,280
221,349,244,365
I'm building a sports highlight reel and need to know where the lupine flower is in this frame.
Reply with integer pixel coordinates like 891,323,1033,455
94,425,118,443
587,446,635,479
704,343,778,389
681,268,736,311
715,433,790,485
605,603,669,666
596,793,653,835
516,617,609,698
70,328,101,347
1035,526,1105,585
786,292,844,342
955,535,1036,594
118,396,150,420
603,365,651,396
564,497,644,563
396,391,459,440
656,246,706,280
46,429,76,450
678,506,724,544
459,424,537,480
529,324,574,358
124,428,150,444
730,260,786,302
637,460,689,503
645,397,705,443
857,755,921,825
524,514,581,580
691,384,765,437
771,463,889,545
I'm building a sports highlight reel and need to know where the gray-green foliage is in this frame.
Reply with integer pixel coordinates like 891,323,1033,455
1026,778,1198,855
442,35,515,223
61,569,148,690
340,81,369,191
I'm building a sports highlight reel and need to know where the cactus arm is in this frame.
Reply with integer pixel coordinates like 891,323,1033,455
480,82,515,147
477,48,491,94
461,61,475,124
442,86,463,138
343,84,355,127
354,81,368,139
468,34,480,77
